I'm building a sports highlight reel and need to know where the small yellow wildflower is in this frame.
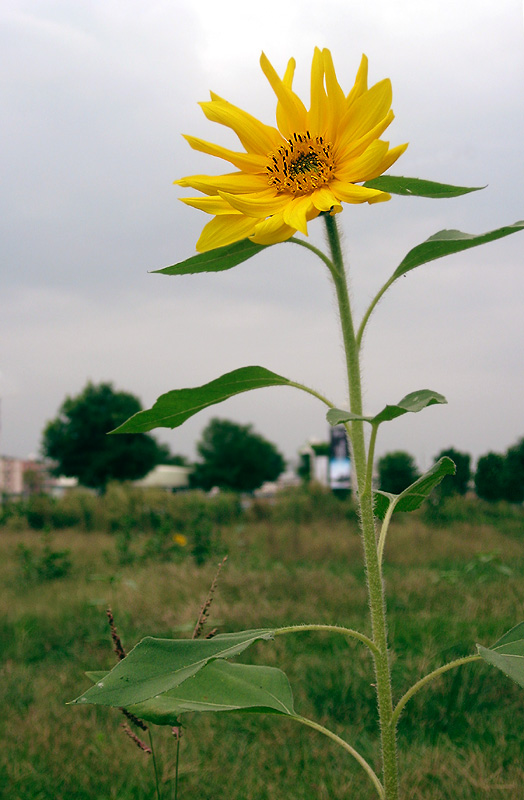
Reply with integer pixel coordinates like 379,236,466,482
176,48,407,252
173,533,188,547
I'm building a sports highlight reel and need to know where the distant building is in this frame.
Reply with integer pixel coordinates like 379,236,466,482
0,455,25,495
0,455,58,497
134,464,190,491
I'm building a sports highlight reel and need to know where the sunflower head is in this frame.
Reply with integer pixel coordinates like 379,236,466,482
176,49,408,252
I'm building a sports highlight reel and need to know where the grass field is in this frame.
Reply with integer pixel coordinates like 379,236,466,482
1,492,524,799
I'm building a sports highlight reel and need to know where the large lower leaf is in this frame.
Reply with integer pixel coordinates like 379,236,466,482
478,622,524,689
112,367,292,434
153,239,267,275
363,175,484,198
393,221,524,279
71,629,275,708
327,389,446,427
374,457,456,520
113,660,295,724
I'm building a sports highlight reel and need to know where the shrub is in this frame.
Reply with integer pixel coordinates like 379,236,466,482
16,533,72,583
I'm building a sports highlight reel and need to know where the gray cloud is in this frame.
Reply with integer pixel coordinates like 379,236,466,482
1,0,523,471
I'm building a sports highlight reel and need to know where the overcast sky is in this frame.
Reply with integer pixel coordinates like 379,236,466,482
2,0,524,472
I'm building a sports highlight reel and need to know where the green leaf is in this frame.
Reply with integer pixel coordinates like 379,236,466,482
327,389,447,427
85,661,295,726
153,239,267,275
363,175,484,198
374,456,456,520
71,629,275,708
393,221,524,279
128,660,295,724
478,622,524,690
112,367,292,434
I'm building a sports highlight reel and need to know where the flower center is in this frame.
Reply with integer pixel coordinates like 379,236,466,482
266,132,335,195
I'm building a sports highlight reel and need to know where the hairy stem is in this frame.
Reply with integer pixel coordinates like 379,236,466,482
293,715,385,799
357,274,396,349
377,499,396,567
391,654,481,727
274,623,379,656
323,213,399,800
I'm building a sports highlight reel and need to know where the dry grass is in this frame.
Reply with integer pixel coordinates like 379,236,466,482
1,508,524,799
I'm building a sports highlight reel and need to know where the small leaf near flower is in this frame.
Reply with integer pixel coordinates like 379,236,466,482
363,175,485,198
327,389,447,427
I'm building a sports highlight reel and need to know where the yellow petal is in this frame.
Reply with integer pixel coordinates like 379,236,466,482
260,52,308,137
376,142,409,173
219,189,289,218
196,214,257,252
330,180,390,205
282,57,296,89
183,135,267,173
322,49,346,138
367,191,391,204
346,54,368,107
180,196,242,215
282,195,317,235
200,97,281,155
307,47,327,134
310,187,343,214
334,110,394,162
336,79,392,150
334,140,390,183
175,172,268,195
250,214,296,245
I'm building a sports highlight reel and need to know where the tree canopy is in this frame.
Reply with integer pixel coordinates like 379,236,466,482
191,418,285,492
433,447,471,497
474,438,524,503
377,450,420,495
42,382,171,490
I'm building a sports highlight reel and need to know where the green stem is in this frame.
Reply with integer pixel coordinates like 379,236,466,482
377,499,396,567
287,380,336,411
357,275,396,349
323,213,399,800
293,714,385,799
274,623,379,656
287,236,336,272
391,654,481,728
149,728,162,800
365,424,379,498
174,732,180,800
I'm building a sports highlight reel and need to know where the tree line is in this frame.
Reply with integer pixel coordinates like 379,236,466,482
41,382,285,493
41,382,524,502
378,442,524,503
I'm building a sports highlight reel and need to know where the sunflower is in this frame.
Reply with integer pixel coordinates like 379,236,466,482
176,48,407,252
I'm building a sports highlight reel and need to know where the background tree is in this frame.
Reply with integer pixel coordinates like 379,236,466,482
377,450,420,495
433,447,471,498
42,382,170,490
502,438,524,503
474,452,506,501
191,418,285,492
